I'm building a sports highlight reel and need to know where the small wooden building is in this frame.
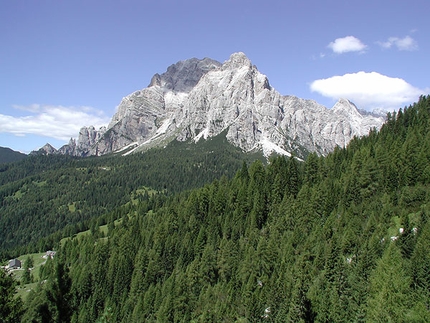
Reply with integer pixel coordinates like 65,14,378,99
8,258,21,269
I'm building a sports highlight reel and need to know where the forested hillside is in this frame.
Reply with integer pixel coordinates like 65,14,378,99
0,147,27,164
0,133,262,259
6,95,428,322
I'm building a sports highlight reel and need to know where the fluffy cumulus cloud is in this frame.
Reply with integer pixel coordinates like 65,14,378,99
377,36,418,51
328,36,367,54
0,104,110,140
310,71,426,111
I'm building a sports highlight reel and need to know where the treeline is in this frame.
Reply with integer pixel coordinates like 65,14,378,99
17,96,430,322
0,133,262,259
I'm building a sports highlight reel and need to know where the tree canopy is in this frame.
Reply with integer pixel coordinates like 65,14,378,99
4,95,430,322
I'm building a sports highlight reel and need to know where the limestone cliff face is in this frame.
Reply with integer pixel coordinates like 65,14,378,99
76,57,222,156
57,52,385,158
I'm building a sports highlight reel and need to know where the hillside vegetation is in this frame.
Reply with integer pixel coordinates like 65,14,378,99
2,95,430,322
0,147,27,164
0,133,262,259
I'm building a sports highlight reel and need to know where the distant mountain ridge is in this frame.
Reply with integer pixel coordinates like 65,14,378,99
0,146,27,164
36,52,385,158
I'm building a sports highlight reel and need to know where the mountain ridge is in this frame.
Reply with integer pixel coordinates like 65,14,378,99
36,52,385,158
0,146,27,164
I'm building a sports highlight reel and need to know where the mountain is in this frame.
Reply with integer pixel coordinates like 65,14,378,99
46,52,385,158
29,143,58,156
15,96,430,322
0,146,27,164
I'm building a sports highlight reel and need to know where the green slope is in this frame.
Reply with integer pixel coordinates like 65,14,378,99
14,96,430,322
0,134,264,257
0,146,27,164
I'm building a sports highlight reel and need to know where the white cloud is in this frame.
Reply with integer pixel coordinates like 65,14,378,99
377,36,418,51
310,71,427,111
328,36,367,54
0,104,110,140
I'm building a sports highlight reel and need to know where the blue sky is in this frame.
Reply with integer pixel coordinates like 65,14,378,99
1,0,429,153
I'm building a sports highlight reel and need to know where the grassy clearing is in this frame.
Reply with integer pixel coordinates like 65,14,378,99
68,202,76,212
59,218,122,247
387,216,401,237
16,281,40,300
33,180,47,187
8,252,46,281
387,212,421,238
130,186,159,205
60,229,91,247
8,252,47,301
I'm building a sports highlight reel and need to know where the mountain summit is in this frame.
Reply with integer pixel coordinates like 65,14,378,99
51,53,384,158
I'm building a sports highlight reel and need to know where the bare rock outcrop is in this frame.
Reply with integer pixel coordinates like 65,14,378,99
51,52,385,158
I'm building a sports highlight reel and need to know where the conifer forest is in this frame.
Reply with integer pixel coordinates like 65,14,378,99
2,96,430,322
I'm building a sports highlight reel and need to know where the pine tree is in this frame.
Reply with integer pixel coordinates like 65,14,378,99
366,243,413,322
286,254,314,323
411,221,430,313
22,255,34,284
0,269,23,323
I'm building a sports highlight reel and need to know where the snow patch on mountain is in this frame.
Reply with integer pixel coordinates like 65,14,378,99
155,118,173,136
260,138,291,158
115,142,138,154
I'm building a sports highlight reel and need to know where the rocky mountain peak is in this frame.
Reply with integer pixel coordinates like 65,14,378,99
332,99,362,119
148,73,162,87
52,52,385,159
149,57,221,93
41,143,57,154
333,98,357,111
30,143,57,156
222,52,253,70
57,138,76,155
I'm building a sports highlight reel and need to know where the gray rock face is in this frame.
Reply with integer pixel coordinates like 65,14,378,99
149,57,222,92
58,52,385,158
31,143,58,155
75,126,107,156
57,138,76,155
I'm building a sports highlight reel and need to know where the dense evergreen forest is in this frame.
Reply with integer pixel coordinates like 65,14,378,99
2,95,430,322
0,133,262,259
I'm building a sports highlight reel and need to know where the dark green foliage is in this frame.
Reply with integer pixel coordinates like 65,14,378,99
22,261,73,323
0,134,263,257
10,95,430,321
0,146,27,164
22,255,34,284
0,269,23,322
367,243,414,322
